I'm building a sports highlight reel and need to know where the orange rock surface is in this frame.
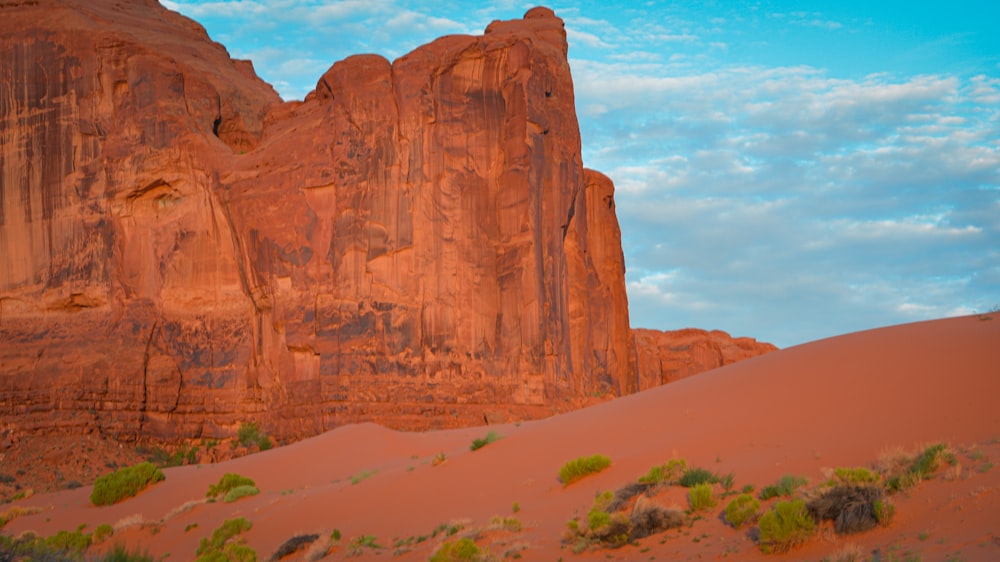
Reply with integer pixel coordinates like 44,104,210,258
632,328,778,389
0,2,771,446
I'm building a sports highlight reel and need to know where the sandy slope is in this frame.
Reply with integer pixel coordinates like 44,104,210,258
5,313,1000,561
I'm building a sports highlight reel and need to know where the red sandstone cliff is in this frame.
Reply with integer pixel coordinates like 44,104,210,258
632,328,777,389
0,1,640,440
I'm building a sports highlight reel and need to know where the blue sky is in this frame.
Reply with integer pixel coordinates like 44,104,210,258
162,0,1000,348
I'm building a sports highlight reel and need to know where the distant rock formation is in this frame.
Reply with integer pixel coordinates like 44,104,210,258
632,328,777,388
0,1,772,443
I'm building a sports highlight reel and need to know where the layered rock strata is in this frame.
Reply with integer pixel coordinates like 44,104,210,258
1,1,640,440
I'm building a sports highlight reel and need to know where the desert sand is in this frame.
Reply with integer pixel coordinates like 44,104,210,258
5,313,1000,561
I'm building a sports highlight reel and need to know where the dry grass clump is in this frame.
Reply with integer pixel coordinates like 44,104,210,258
0,505,42,528
565,490,684,552
637,458,687,487
759,474,808,499
806,485,887,534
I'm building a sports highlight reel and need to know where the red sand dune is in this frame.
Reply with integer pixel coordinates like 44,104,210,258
6,314,1000,560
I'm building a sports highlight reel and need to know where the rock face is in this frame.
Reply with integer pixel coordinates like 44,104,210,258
0,1,640,440
632,328,778,389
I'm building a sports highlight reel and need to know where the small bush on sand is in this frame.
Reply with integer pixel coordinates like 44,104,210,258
807,485,885,535
224,485,260,503
637,459,687,486
678,467,719,488
688,483,716,511
346,535,382,557
884,443,955,492
93,523,115,544
470,431,502,451
559,455,612,486
489,516,522,532
724,493,760,528
196,517,255,562
758,474,808,500
91,462,165,506
429,538,483,562
758,499,815,553
207,473,257,499
565,490,683,551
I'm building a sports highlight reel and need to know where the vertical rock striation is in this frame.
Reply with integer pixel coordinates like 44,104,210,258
0,2,644,440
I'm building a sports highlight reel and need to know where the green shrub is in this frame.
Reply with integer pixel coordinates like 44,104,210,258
224,485,260,503
688,483,716,511
44,529,92,553
470,431,502,451
678,467,718,487
758,474,808,500
197,517,253,559
90,462,165,506
758,499,815,553
346,535,382,557
93,523,114,544
638,458,687,486
350,469,378,485
559,455,612,485
237,421,273,451
873,499,895,526
911,444,952,478
429,538,482,562
724,493,760,528
207,473,256,498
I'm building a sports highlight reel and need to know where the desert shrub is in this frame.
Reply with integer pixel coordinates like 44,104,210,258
629,500,684,539
605,481,652,512
237,421,273,451
470,431,502,451
678,467,719,487
207,473,256,498
911,443,953,478
724,493,760,528
489,516,522,532
270,534,320,561
884,443,955,493
429,538,483,562
559,454,612,485
91,462,165,506
807,485,884,535
688,482,716,511
638,458,687,486
93,523,114,544
346,535,382,557
44,529,92,553
758,499,816,553
565,491,683,551
758,474,808,500
197,517,254,561
224,485,260,503
834,467,880,485
873,499,895,526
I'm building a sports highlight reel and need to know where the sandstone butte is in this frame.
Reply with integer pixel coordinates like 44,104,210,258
0,0,774,448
